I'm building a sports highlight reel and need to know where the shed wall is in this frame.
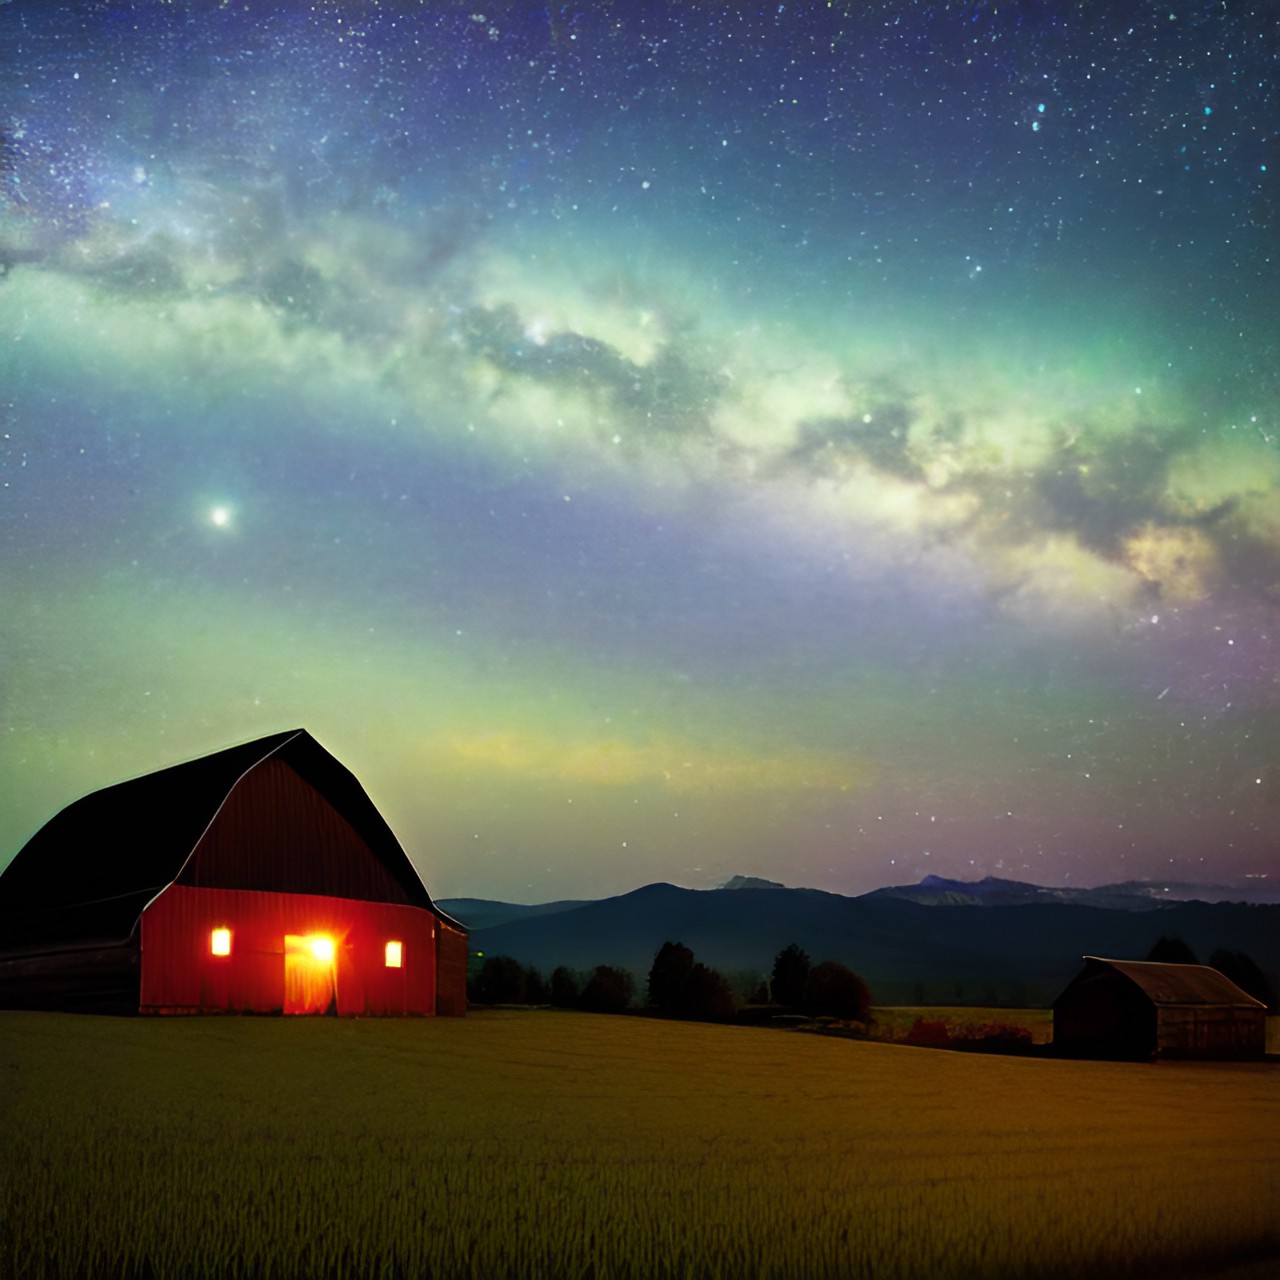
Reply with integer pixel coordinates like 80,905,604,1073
1053,970,1156,1059
140,883,437,1015
1155,1006,1266,1060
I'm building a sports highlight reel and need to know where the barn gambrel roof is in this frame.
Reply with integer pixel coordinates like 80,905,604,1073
0,729,452,950
1067,956,1266,1009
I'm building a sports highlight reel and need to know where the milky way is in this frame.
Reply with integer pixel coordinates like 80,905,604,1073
1,2,1277,901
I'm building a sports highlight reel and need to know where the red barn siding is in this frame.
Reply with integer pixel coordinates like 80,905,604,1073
0,730,467,1017
178,758,414,904
435,919,469,1017
140,883,437,1016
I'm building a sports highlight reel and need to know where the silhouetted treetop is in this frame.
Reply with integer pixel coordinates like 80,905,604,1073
471,954,526,1004
549,966,579,1008
804,960,872,1021
647,941,696,1012
684,962,736,1020
580,965,634,1013
1146,936,1198,965
1209,948,1276,1010
771,944,811,1007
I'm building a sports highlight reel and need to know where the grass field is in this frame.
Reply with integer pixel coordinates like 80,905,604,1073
1,1008,1277,1280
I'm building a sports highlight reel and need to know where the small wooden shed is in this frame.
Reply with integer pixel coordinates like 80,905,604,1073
0,729,468,1017
1053,956,1266,1061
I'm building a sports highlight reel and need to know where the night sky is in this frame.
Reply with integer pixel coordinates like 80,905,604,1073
2,1,1277,903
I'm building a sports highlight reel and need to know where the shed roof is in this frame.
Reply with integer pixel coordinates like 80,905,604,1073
0,729,455,949
1079,956,1267,1009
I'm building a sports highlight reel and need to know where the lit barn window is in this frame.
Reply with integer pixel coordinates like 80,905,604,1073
210,927,232,956
385,940,403,969
309,936,336,964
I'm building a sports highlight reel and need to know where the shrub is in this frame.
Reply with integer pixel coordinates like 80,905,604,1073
952,1022,1034,1053
770,944,811,1008
904,1018,952,1046
803,960,872,1021
903,1017,1035,1053
579,966,635,1013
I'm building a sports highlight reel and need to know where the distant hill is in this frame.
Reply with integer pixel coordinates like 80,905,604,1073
718,875,789,891
456,879,1280,1007
435,897,588,932
860,874,1279,910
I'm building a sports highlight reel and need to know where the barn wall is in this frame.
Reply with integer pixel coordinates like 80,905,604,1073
178,759,414,904
140,884,437,1015
1154,1007,1267,1060
435,919,469,1017
0,940,140,1014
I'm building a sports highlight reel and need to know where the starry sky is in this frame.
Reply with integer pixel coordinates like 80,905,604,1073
1,1,1277,903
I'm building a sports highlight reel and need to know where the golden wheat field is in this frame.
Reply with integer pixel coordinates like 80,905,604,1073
1,1008,1276,1280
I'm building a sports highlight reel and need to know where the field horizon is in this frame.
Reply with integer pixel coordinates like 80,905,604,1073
2,1007,1277,1279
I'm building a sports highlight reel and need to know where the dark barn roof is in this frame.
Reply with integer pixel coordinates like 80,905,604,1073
1058,956,1267,1009
0,729,451,951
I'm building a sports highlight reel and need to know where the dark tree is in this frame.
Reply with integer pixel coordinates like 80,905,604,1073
580,965,635,1013
804,960,872,1020
1146,935,1198,965
683,962,736,1019
1209,948,1277,1010
549,966,579,1008
647,941,696,1012
771,944,811,1007
523,964,548,1005
471,954,526,1004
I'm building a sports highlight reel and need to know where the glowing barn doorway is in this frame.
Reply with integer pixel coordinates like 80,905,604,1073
284,934,337,1015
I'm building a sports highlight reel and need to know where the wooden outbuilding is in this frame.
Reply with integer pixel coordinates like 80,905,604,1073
0,729,467,1016
1053,956,1266,1060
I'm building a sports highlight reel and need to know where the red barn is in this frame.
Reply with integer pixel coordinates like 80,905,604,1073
0,730,467,1016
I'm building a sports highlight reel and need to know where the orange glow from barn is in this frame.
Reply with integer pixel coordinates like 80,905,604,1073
385,940,403,968
308,935,336,964
210,927,231,956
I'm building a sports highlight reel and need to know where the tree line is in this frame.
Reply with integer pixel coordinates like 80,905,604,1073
1145,935,1276,1008
468,935,1277,1018
468,942,873,1022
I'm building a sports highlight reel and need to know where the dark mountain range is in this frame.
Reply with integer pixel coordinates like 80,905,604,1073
447,879,1280,1007
435,897,589,931
861,873,1280,910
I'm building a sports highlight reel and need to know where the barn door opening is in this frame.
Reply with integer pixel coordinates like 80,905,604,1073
284,934,337,1015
